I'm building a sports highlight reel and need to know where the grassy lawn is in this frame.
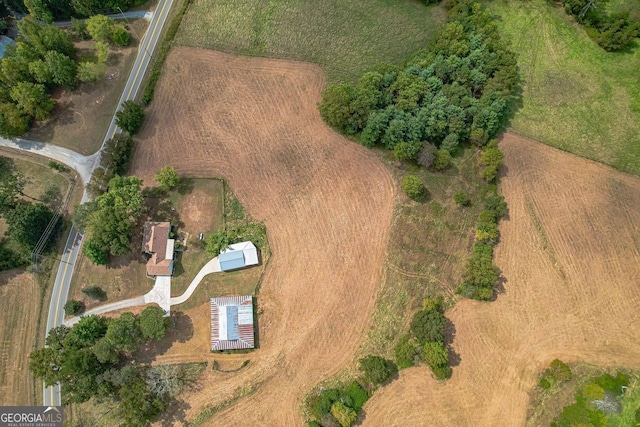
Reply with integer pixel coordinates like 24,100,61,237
487,0,640,175
170,179,268,312
357,146,489,359
169,178,224,296
24,19,148,155
175,0,447,83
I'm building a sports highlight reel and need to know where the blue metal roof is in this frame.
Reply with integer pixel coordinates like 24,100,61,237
226,306,239,340
219,250,245,271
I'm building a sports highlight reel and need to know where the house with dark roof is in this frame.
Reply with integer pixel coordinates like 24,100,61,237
142,221,175,277
210,295,255,351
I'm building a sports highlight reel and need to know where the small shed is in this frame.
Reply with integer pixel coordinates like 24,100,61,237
219,241,259,272
210,295,255,351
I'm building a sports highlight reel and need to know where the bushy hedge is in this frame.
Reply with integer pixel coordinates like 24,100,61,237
457,189,507,300
539,359,572,389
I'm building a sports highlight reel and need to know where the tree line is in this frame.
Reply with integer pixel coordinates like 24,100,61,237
562,0,640,51
29,307,175,425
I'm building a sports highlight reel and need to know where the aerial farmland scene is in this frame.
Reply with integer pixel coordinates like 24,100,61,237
0,0,639,425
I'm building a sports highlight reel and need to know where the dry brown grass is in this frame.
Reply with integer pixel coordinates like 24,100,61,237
130,47,394,425
361,133,640,426
0,271,40,405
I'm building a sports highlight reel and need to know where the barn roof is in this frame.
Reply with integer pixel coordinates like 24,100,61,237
210,296,254,351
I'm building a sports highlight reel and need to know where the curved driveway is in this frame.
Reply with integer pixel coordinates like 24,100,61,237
64,256,222,325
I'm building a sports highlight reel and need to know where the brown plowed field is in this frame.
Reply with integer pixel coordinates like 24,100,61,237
0,271,39,405
130,48,395,425
362,133,640,426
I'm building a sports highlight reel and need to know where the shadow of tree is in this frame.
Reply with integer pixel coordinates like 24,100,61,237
155,398,191,427
445,318,461,368
135,311,194,363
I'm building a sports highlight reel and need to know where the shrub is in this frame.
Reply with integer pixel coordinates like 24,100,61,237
582,383,605,400
110,25,130,46
479,140,504,182
475,210,499,243
401,175,427,201
431,364,452,380
71,17,88,40
358,355,396,388
422,341,449,370
309,388,340,419
331,401,357,427
342,381,368,411
549,359,572,382
433,148,451,170
441,133,459,154
539,377,551,389
95,41,109,63
83,238,108,265
410,305,446,345
47,161,67,172
64,300,85,315
394,334,418,369
82,286,107,301
417,143,438,168
393,140,422,161
77,62,106,83
483,191,508,220
115,100,144,135
453,190,470,206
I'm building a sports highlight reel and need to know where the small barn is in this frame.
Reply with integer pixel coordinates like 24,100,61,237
210,295,255,351
218,241,259,271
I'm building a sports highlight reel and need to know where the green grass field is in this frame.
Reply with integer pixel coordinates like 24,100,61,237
174,0,446,83
487,0,640,175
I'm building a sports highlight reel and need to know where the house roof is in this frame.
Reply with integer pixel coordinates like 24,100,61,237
210,296,254,350
142,222,174,276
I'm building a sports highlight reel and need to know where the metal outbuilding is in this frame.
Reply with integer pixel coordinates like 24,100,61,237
218,241,259,271
210,295,255,351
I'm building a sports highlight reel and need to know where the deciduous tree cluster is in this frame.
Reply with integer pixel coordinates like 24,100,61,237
29,308,170,423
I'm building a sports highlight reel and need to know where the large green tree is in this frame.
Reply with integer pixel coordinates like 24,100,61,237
139,306,168,341
10,81,55,121
83,175,145,259
115,100,144,134
5,203,57,251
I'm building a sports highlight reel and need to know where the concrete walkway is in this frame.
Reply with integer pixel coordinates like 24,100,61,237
0,137,99,185
64,256,221,325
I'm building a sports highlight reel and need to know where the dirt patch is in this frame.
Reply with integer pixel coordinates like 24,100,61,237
361,132,640,426
131,47,394,425
0,271,40,405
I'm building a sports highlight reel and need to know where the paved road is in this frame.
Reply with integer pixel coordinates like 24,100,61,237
0,138,98,185
41,0,176,407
